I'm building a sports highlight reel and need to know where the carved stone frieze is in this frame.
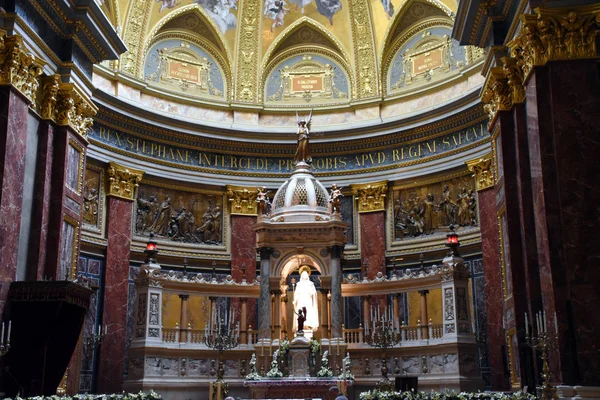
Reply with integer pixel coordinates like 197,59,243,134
351,181,388,213
0,31,43,103
466,155,494,191
107,162,144,201
226,186,258,215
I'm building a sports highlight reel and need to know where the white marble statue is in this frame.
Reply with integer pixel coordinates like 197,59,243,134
293,268,319,332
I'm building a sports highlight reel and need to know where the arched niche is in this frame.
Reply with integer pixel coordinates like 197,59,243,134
263,50,351,107
143,36,228,101
276,251,328,280
385,24,467,95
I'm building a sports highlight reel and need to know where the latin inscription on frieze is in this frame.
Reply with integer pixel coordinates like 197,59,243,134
89,122,488,174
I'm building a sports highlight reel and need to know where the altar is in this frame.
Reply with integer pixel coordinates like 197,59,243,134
244,378,352,400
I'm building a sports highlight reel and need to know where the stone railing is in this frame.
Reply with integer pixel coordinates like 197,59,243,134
343,326,364,344
342,322,446,346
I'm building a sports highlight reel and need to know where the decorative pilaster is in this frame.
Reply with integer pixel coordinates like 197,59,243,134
347,0,379,98
234,0,260,102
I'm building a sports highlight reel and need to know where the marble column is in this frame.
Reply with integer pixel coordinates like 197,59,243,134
525,60,600,386
0,87,30,315
179,295,189,343
97,163,143,393
419,290,429,339
240,298,248,344
26,121,54,281
258,247,272,339
230,213,257,335
330,245,343,339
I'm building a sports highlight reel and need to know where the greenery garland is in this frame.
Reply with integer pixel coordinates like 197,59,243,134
5,391,161,400
359,390,537,400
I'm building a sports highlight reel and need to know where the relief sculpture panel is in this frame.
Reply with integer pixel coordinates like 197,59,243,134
135,183,224,245
83,167,102,228
392,174,477,241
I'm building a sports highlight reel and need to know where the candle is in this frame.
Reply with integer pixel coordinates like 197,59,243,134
542,311,547,333
535,312,540,335
104,324,108,335
329,339,331,355
98,324,101,336
524,312,529,336
337,338,339,355
554,312,558,334
7,320,11,343
370,306,373,322
1,322,4,344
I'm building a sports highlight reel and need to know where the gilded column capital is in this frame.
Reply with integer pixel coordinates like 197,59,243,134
0,31,44,104
466,155,495,191
481,66,511,123
351,181,388,213
508,6,600,80
106,162,144,201
226,185,258,216
54,83,98,139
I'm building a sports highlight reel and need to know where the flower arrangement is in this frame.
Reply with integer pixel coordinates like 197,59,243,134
338,352,354,381
358,389,537,400
4,391,162,400
309,338,321,354
279,339,290,354
245,353,261,380
266,349,283,378
317,350,333,377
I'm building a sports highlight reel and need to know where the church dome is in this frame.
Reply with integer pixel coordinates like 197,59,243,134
270,162,330,222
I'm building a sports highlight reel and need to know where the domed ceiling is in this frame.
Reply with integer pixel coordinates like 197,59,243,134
96,0,484,110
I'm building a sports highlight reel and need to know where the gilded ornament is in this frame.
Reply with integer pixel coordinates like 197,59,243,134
0,31,43,103
235,0,260,102
501,57,525,105
121,0,149,75
466,155,494,191
226,186,258,215
107,162,144,201
349,0,379,99
481,67,511,123
40,75,60,120
54,84,98,138
508,7,600,80
351,181,388,213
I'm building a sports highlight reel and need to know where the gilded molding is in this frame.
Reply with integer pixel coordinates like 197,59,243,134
40,75,60,120
0,31,43,104
226,185,258,216
508,6,600,79
107,162,144,201
351,181,388,213
121,0,150,76
234,0,260,103
348,0,379,99
466,155,495,191
54,84,98,138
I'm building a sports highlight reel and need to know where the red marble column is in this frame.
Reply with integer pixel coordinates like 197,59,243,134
97,195,135,393
230,215,257,335
44,126,87,281
359,211,386,279
478,186,509,390
525,60,600,386
26,121,54,281
0,87,30,315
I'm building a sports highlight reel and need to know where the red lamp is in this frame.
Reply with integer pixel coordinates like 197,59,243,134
144,233,159,263
445,224,460,256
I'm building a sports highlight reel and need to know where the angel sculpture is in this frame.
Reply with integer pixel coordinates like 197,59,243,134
294,110,313,165
328,184,344,214
256,187,271,217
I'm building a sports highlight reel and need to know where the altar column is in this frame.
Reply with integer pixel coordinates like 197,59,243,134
419,290,429,339
330,245,344,339
258,247,272,339
240,298,248,344
179,295,189,343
